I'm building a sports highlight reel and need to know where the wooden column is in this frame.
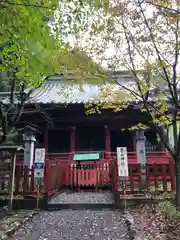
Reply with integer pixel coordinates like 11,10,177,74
70,126,76,152
105,125,111,154
44,126,48,154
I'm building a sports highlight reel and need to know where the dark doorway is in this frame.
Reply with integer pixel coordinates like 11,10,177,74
48,130,70,153
76,126,105,152
145,129,160,151
35,133,44,148
110,130,133,152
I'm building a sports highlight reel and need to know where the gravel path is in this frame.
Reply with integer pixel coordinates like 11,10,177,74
11,210,130,240
49,190,115,204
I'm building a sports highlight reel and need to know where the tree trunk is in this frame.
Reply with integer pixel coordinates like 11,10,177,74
175,157,180,206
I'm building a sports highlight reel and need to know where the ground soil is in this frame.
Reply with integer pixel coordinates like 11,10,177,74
129,203,180,240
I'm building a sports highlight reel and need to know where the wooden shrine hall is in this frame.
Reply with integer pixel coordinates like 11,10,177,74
20,73,164,159
0,72,175,198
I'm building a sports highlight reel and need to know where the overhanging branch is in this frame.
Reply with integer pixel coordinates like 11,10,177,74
137,0,180,111
143,0,180,14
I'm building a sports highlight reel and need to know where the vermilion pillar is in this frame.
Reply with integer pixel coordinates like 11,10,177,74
44,126,48,154
105,125,111,153
70,126,76,152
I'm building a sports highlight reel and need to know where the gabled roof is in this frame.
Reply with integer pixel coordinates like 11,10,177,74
28,73,136,104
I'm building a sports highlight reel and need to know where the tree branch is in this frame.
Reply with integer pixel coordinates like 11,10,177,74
137,0,180,110
172,17,179,103
143,0,180,14
121,16,146,99
116,79,173,124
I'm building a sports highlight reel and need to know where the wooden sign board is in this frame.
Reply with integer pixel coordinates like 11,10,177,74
73,153,100,161
117,147,129,180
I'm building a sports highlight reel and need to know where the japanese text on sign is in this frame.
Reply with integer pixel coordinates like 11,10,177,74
117,147,129,177
34,148,45,179
35,148,45,163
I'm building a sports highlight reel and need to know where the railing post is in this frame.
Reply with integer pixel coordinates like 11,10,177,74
105,125,111,158
65,164,69,186
44,163,51,195
113,159,118,192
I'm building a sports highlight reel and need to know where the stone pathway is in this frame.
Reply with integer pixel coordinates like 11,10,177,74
11,210,130,240
49,190,115,204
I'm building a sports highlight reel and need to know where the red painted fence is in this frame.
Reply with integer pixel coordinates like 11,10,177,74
65,160,111,188
112,160,176,194
0,151,176,197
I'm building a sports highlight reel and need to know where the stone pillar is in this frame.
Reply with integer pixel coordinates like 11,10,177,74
135,130,146,189
105,125,111,155
23,133,36,169
70,126,76,152
135,130,146,165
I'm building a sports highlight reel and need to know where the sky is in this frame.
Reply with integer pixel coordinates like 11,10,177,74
53,0,179,76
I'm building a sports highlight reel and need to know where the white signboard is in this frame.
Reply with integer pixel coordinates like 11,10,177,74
35,148,45,163
117,147,129,177
34,149,45,179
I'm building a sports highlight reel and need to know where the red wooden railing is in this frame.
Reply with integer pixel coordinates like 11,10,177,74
108,151,172,164
112,161,142,192
15,151,173,165
46,152,72,163
44,161,66,196
112,159,176,194
0,151,175,197
0,166,36,196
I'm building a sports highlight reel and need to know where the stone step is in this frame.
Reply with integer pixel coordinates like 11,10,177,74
48,203,116,210
49,190,115,204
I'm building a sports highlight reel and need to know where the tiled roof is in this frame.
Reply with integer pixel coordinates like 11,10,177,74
28,74,136,104
1,72,175,105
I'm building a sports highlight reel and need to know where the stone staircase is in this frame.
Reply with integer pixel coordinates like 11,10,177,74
48,189,116,210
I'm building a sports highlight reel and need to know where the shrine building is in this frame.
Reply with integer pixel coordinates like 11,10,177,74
17,72,164,163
